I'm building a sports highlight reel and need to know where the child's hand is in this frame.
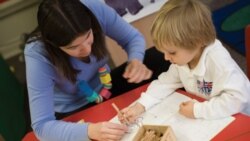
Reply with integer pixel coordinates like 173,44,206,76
179,100,195,119
118,102,145,124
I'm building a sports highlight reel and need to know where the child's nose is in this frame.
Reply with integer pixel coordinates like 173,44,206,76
164,53,170,61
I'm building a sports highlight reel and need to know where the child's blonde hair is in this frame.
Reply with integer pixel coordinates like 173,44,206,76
151,0,216,51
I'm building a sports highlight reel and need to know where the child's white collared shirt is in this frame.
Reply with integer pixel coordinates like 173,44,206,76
138,39,250,119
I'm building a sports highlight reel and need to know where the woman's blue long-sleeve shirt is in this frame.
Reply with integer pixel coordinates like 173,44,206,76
24,0,145,140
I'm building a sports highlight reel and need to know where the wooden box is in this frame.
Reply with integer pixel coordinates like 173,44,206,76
133,125,176,141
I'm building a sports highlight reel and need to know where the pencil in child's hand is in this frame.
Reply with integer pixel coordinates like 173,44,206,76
111,103,129,125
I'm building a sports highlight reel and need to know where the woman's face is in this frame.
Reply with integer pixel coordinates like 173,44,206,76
60,29,94,59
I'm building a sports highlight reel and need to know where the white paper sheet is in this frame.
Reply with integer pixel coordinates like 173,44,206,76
110,92,235,141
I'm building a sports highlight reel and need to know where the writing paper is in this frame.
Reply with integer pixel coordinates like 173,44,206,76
110,92,235,141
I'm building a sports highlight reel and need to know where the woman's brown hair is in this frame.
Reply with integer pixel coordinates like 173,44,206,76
27,0,108,83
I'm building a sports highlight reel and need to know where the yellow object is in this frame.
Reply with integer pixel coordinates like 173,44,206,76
100,74,111,84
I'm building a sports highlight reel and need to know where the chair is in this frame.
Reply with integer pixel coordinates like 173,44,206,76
245,25,250,79
0,55,27,141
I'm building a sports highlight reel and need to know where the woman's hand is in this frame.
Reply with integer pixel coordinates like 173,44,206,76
88,122,128,141
118,102,145,124
179,100,195,119
123,59,152,83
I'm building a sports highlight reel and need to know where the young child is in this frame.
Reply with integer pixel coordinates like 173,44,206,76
119,0,250,122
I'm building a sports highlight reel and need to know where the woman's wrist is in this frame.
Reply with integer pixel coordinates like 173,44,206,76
87,123,95,140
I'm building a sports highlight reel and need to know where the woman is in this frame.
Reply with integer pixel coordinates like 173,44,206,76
25,0,170,140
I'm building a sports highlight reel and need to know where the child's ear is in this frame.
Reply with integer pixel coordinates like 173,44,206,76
198,42,206,48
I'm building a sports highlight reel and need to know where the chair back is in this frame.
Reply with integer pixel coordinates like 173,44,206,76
0,55,27,141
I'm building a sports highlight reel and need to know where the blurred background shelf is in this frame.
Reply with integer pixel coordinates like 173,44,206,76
0,0,39,19
123,0,167,23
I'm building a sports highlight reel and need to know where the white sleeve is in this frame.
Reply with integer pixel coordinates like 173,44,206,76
194,69,250,119
138,64,183,110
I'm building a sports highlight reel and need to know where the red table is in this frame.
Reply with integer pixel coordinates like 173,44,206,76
22,84,250,141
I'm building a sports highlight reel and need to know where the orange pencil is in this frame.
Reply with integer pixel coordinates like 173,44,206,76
111,103,129,125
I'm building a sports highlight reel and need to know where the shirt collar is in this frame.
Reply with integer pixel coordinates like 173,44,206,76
178,39,218,76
